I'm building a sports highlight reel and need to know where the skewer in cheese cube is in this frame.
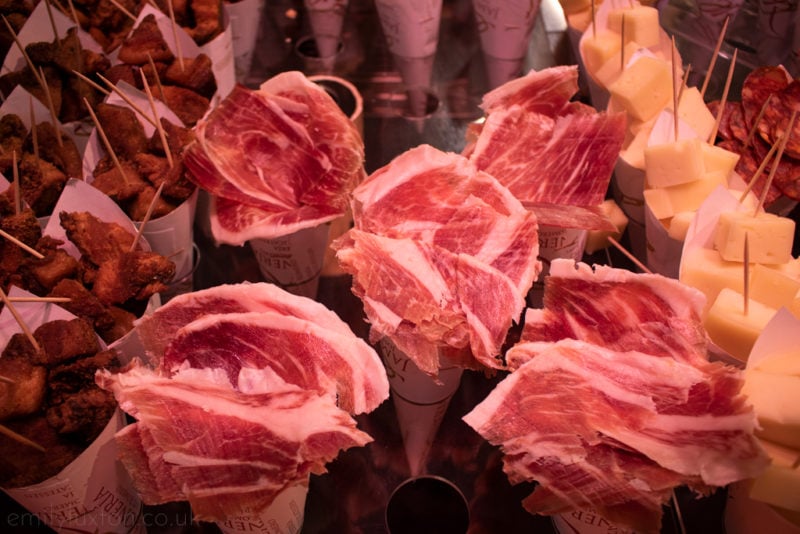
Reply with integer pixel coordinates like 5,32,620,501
582,31,622,78
750,264,800,309
701,143,740,177
704,287,777,363
714,211,795,264
671,87,716,142
584,199,629,254
608,55,672,122
662,170,728,214
644,137,705,188
606,6,661,48
594,42,641,88
680,247,747,314
668,211,695,241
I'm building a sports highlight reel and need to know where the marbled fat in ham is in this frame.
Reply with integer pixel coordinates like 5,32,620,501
184,72,365,244
463,339,768,534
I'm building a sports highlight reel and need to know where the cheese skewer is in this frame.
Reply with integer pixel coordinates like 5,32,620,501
708,47,738,144
743,232,750,316
755,110,797,215
700,16,730,99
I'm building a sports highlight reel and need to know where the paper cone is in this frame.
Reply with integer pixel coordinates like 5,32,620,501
472,0,540,88
379,337,463,476
225,0,266,83
611,158,647,261
216,482,308,534
551,508,635,534
308,75,364,277
303,0,347,60
644,200,682,278
3,409,145,534
249,222,331,299
294,34,341,74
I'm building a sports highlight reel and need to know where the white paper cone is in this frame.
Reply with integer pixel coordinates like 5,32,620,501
304,0,347,59
379,338,463,476
725,480,800,534
225,0,266,83
249,223,331,299
644,201,682,278
552,508,635,534
3,410,145,534
472,0,539,86
391,54,436,119
216,482,308,534
537,224,589,278
611,158,647,261
374,0,442,59
200,16,236,99
482,54,525,91
294,34,340,74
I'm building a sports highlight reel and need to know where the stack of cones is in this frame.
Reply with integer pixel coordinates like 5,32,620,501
300,0,349,73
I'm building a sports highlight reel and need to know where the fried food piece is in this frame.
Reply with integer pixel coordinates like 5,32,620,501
128,184,176,221
92,250,175,305
95,102,149,160
31,318,100,367
117,13,174,65
59,211,138,265
91,157,148,202
48,278,116,333
102,63,138,87
164,53,217,99
17,153,68,216
23,122,83,179
185,0,223,45
99,305,137,343
134,152,196,202
20,247,80,293
149,83,209,127
0,208,40,286
0,207,41,247
88,0,140,52
0,114,27,174
0,350,46,420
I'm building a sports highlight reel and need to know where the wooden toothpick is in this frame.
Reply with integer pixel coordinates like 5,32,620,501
138,68,173,168
608,236,653,274
671,36,679,142
95,72,159,128
0,423,46,452
701,16,730,99
743,232,750,316
107,0,137,22
38,66,63,148
744,95,772,150
738,138,781,203
8,296,71,303
83,97,130,187
0,287,41,353
0,228,44,259
754,110,798,215
708,47,738,144
12,150,20,215
166,0,185,71
130,182,165,252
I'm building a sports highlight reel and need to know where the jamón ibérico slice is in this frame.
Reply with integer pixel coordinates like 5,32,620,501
463,339,768,534
480,65,580,117
98,365,371,521
517,259,709,367
184,72,364,245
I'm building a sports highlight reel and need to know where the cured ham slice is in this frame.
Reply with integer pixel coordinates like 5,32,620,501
463,339,768,533
516,259,709,368
98,365,372,521
334,145,540,376
184,72,365,245
480,65,581,116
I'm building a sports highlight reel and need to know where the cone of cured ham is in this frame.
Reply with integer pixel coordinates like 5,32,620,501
184,70,366,298
374,0,442,118
464,259,769,534
334,144,541,474
472,0,541,89
0,288,145,534
97,282,389,530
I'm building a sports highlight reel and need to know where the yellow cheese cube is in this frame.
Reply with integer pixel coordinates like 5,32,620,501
606,7,661,48
680,247,747,314
750,264,800,310
770,257,800,279
752,350,800,376
594,42,641,88
714,211,796,264
566,9,593,32
608,56,672,122
663,169,728,214
749,459,800,512
742,369,800,448
584,199,629,254
619,119,655,169
582,31,622,78
644,137,706,188
668,211,695,241
643,187,673,220
701,142,740,177
704,287,777,363
671,87,716,142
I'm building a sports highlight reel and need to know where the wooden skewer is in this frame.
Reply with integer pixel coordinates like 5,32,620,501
0,375,15,385
591,0,596,39
708,47,738,144
8,296,71,303
130,182,165,252
38,66,63,148
0,287,41,353
71,69,110,96
700,16,730,99
755,110,798,215
139,68,173,168
66,0,81,25
12,150,20,215
0,228,44,259
743,232,750,316
29,95,45,188
83,97,131,188
608,236,652,274
671,490,687,534
678,63,691,107
0,423,46,452
43,0,61,44
107,0,137,22
744,95,772,150
166,0,185,71
95,72,159,128
738,138,781,203
671,36,679,142
1,16,47,91
146,52,165,99
620,14,626,71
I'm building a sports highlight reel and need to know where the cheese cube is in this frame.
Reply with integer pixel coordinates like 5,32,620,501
671,87,716,142
714,211,795,264
742,369,800,448
582,31,622,78
752,350,800,376
594,42,641,88
701,140,740,177
606,6,661,48
663,169,728,214
566,9,593,32
680,247,747,314
748,443,800,512
772,257,800,279
643,187,673,220
704,287,777,363
668,211,695,241
608,56,672,122
750,264,800,309
619,118,655,169
644,137,706,188
584,199,629,254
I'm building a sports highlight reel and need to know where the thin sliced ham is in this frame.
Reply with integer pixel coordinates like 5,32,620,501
184,72,365,245
480,65,580,116
98,365,371,521
463,339,768,534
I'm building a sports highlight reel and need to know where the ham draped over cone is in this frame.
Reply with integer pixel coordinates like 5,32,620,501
334,144,541,377
96,283,389,521
184,71,365,245
463,260,769,533
465,65,626,231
